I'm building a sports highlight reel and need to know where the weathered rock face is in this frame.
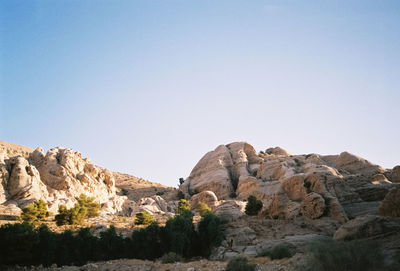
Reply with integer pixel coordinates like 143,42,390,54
0,146,126,214
182,142,394,223
379,185,400,217
189,190,219,210
391,166,400,183
333,215,400,241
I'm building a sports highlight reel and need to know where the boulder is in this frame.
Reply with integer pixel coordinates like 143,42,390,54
300,192,325,219
189,190,219,210
333,215,400,241
265,147,290,156
391,166,400,183
214,200,246,223
379,185,400,217
6,156,49,206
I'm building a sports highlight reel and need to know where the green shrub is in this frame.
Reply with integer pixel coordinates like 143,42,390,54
55,204,87,226
226,257,256,271
135,212,154,225
160,252,183,263
306,239,386,271
21,200,49,224
55,194,100,226
177,199,191,215
197,212,224,257
75,194,100,218
245,196,263,216
257,244,292,259
177,190,185,200
229,192,237,198
197,202,211,217
164,210,194,257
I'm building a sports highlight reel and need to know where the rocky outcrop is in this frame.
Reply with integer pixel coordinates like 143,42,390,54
391,166,400,183
189,190,219,210
333,215,400,241
379,185,400,217
0,145,127,214
182,142,393,223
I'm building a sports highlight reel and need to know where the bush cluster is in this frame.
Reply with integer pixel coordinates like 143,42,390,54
306,239,398,271
55,194,100,226
196,202,211,217
177,199,190,215
21,200,49,225
226,257,256,271
245,196,263,216
0,210,223,267
135,212,154,225
257,244,292,259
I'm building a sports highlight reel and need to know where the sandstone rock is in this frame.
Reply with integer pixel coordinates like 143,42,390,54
300,192,325,219
333,215,400,241
282,175,307,201
6,156,49,206
391,166,400,183
214,200,246,223
330,151,384,177
379,185,400,217
189,190,219,210
265,147,290,156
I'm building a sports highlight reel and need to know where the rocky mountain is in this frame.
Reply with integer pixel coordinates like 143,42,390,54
180,142,400,260
0,140,176,217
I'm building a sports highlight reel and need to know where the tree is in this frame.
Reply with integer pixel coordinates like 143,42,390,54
135,212,154,225
197,202,211,217
179,178,185,185
197,212,223,257
75,194,100,218
164,210,195,257
55,204,87,226
177,199,191,215
245,196,263,216
21,200,49,224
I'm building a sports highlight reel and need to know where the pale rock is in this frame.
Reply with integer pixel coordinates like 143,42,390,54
6,156,49,206
300,192,325,219
282,175,307,201
265,147,290,156
330,151,384,177
189,190,219,210
214,200,246,223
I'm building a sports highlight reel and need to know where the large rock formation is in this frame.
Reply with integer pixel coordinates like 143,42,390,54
0,145,127,214
181,142,395,223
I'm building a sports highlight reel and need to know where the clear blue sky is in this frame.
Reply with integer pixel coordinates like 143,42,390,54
1,1,399,187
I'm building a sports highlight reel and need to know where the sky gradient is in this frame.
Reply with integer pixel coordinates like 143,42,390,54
1,0,399,187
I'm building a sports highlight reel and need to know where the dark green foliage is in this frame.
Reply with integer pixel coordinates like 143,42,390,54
179,177,185,185
135,211,154,225
0,208,224,267
131,222,163,259
55,195,100,226
177,190,185,200
196,212,223,257
229,192,237,198
55,204,87,226
0,223,37,265
161,252,183,263
307,239,387,271
257,244,292,259
75,194,101,218
177,199,191,215
164,210,195,257
21,200,49,224
226,257,256,271
245,196,263,216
